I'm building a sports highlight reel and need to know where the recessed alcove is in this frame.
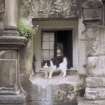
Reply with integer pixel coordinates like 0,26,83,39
32,18,78,72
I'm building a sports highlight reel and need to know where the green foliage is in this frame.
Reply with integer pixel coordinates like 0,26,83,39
18,18,34,39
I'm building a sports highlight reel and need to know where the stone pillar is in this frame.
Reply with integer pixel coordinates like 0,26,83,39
78,26,105,105
0,0,27,105
3,0,18,36
78,56,105,105
5,0,18,28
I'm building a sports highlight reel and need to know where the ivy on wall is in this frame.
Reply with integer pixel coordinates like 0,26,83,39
18,18,34,39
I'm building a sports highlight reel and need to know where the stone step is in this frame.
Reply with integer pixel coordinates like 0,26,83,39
85,87,105,99
0,94,25,105
0,90,16,95
78,97,105,105
86,77,105,87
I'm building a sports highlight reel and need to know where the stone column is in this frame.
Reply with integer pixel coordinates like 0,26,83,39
5,0,18,28
0,0,27,105
3,0,18,36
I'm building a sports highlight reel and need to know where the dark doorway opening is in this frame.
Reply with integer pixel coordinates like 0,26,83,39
55,30,73,68
41,30,73,68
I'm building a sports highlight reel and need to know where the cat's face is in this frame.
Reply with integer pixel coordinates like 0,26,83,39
57,49,62,57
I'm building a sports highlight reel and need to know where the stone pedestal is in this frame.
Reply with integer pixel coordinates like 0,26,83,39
78,56,105,105
0,30,27,105
0,0,27,104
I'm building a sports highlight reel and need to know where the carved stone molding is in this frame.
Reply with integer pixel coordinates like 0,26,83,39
20,0,79,18
82,0,103,24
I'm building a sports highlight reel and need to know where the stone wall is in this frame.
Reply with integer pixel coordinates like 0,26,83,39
78,25,105,105
19,39,33,84
18,1,105,105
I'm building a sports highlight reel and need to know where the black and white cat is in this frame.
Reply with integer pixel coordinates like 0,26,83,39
48,57,67,78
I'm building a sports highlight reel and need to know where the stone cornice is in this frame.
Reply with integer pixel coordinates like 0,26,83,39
0,36,27,49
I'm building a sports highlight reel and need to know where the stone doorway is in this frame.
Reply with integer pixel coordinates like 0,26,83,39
32,18,78,72
41,30,73,69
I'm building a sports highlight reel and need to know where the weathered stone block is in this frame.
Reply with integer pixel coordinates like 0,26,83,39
86,77,105,87
0,94,26,105
0,50,17,59
85,87,105,99
87,56,105,76
78,98,105,105
88,69,105,76
28,76,81,105
85,26,105,56
82,0,102,23
0,50,17,87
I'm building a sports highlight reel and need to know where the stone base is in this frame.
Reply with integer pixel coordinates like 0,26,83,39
85,77,105,99
78,97,105,105
0,94,26,105
85,87,105,99
86,76,105,87
2,28,18,36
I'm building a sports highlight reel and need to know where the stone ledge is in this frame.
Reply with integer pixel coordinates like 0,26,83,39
0,94,25,104
85,87,105,99
78,97,105,105
0,36,27,48
86,77,105,87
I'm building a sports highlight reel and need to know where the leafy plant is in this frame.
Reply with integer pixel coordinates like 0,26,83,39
18,18,34,39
